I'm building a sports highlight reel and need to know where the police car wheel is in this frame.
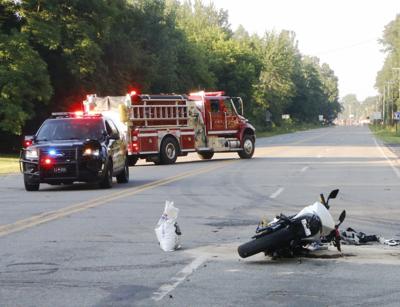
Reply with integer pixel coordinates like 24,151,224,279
116,159,129,183
99,160,113,189
24,174,39,191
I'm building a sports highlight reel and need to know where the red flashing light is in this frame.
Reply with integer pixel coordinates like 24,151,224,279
189,91,205,97
40,156,54,168
189,91,225,97
130,90,137,96
24,140,32,148
74,111,84,117
204,91,225,96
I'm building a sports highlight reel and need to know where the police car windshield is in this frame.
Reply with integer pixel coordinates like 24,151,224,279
36,118,104,141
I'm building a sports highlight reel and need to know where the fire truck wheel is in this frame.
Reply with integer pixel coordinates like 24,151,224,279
238,135,255,159
116,159,129,183
160,137,179,164
24,174,40,191
128,156,138,166
198,151,214,160
99,160,113,189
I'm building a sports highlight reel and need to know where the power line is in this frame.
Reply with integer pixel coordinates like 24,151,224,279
313,38,377,56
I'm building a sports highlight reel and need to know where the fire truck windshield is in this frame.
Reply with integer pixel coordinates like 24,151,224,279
36,118,104,141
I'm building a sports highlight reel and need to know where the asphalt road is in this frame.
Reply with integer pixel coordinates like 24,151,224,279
1,125,400,306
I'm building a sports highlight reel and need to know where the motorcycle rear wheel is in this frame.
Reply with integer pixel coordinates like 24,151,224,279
238,228,295,258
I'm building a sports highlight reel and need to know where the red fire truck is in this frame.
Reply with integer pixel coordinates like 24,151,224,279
83,91,255,165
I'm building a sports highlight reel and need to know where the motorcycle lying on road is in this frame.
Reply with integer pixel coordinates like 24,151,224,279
238,189,346,258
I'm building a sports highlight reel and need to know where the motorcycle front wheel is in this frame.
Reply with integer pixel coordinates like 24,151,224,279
238,228,295,258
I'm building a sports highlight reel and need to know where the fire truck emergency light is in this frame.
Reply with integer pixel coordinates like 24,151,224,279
205,91,225,96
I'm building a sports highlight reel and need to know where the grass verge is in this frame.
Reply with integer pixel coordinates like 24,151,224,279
0,154,20,174
369,124,400,145
257,122,324,138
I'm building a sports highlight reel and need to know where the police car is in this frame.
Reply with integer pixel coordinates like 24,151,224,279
20,112,129,191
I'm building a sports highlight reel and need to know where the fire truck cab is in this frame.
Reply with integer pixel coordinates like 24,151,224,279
83,91,255,165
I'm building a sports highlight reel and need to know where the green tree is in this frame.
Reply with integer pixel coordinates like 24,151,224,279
0,0,341,144
0,1,52,135
253,30,300,126
376,14,400,120
340,94,361,121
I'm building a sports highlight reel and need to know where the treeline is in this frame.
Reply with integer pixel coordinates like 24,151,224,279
339,94,377,122
341,14,400,124
0,0,340,145
375,13,400,124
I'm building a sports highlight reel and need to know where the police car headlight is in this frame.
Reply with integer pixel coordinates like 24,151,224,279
25,148,38,159
83,148,100,156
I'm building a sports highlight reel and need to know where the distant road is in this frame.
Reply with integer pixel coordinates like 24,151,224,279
1,126,399,306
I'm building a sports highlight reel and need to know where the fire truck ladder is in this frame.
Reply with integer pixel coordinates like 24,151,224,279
128,97,188,127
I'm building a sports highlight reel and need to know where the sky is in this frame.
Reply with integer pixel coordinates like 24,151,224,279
212,0,400,101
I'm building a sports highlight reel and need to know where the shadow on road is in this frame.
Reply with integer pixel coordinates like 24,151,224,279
36,178,157,192
134,157,237,167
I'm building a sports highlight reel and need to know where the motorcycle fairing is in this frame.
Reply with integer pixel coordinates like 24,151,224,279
294,201,335,235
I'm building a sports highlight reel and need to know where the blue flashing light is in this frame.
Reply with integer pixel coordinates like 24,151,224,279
49,149,57,156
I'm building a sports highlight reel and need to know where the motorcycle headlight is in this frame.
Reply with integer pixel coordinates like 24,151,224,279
83,148,100,156
25,148,38,159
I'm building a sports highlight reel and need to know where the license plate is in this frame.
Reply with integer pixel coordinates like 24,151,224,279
53,166,67,174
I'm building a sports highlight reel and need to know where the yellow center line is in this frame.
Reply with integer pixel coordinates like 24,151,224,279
0,129,333,238
0,161,234,238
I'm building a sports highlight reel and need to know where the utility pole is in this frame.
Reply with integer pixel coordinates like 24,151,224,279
385,80,395,125
383,83,386,125
392,67,400,109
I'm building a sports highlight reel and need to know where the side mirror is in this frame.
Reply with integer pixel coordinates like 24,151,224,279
338,210,346,224
328,189,339,200
232,97,244,116
321,189,339,209
336,210,346,227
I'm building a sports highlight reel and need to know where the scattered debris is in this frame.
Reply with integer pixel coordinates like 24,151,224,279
155,201,182,252
340,227,380,245
304,241,329,251
383,239,400,246
340,227,400,246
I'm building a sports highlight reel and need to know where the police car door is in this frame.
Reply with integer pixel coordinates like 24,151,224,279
105,119,124,173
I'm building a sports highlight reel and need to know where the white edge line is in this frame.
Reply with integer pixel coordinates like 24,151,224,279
373,138,400,179
151,256,207,301
270,187,284,199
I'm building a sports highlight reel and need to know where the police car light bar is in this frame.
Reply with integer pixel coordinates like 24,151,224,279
51,111,102,118
51,112,77,118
